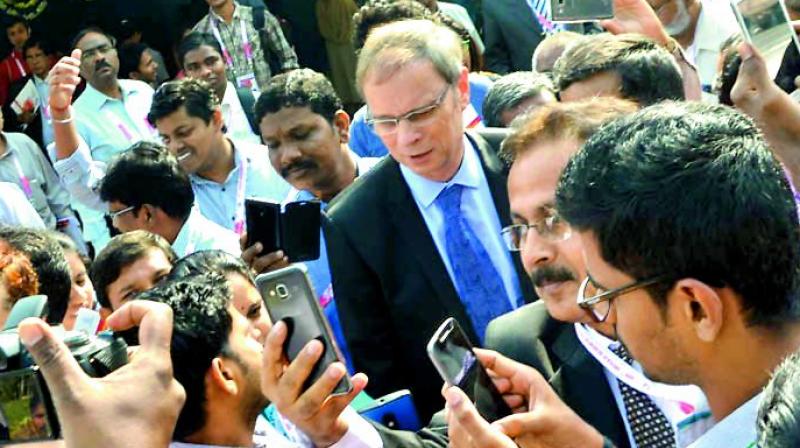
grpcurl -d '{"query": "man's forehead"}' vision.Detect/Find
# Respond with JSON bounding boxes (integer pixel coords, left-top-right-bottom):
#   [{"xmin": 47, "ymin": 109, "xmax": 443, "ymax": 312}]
[
  {"xmin": 185, "ymin": 45, "xmax": 220, "ymax": 61},
  {"xmin": 77, "ymin": 32, "xmax": 110, "ymax": 49}
]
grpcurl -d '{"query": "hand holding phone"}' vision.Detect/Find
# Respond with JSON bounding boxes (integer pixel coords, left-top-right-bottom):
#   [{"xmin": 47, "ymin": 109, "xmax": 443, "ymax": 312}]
[
  {"xmin": 427, "ymin": 318, "xmax": 511, "ymax": 422},
  {"xmin": 245, "ymin": 199, "xmax": 321, "ymax": 263},
  {"xmin": 730, "ymin": 0, "xmax": 800, "ymax": 77}
]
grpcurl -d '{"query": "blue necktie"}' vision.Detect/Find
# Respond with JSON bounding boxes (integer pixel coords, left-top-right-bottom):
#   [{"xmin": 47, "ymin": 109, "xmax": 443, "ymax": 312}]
[{"xmin": 436, "ymin": 184, "xmax": 512, "ymax": 342}]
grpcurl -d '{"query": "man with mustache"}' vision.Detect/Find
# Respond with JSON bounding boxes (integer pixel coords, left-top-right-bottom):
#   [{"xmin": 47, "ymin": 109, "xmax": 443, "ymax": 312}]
[
  {"xmin": 48, "ymin": 28, "xmax": 160, "ymax": 252},
  {"xmin": 147, "ymin": 77, "xmax": 290, "ymax": 235},
  {"xmin": 645, "ymin": 0, "xmax": 738, "ymax": 94}
]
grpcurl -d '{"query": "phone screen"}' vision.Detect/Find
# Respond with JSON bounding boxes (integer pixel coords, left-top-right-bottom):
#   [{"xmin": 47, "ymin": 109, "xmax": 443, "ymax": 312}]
[
  {"xmin": 550, "ymin": 0, "xmax": 613, "ymax": 22},
  {"xmin": 245, "ymin": 199, "xmax": 281, "ymax": 253},
  {"xmin": 282, "ymin": 201, "xmax": 321, "ymax": 262},
  {"xmin": 256, "ymin": 266, "xmax": 352, "ymax": 395},
  {"xmin": 427, "ymin": 319, "xmax": 511, "ymax": 422},
  {"xmin": 0, "ymin": 368, "xmax": 55, "ymax": 443},
  {"xmin": 730, "ymin": 0, "xmax": 800, "ymax": 77}
]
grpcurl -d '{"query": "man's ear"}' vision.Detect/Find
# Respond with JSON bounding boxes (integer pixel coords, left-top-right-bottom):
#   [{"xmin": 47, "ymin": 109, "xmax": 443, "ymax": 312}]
[
  {"xmin": 675, "ymin": 278, "xmax": 724, "ymax": 342},
  {"xmin": 456, "ymin": 66, "xmax": 470, "ymax": 111},
  {"xmin": 212, "ymin": 107, "xmax": 225, "ymax": 132},
  {"xmin": 332, "ymin": 110, "xmax": 350, "ymax": 144},
  {"xmin": 208, "ymin": 357, "xmax": 239, "ymax": 397}
]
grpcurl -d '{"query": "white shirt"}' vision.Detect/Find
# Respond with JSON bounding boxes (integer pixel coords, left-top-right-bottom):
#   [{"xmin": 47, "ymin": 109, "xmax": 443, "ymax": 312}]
[
  {"xmin": 51, "ymin": 79, "xmax": 158, "ymax": 250},
  {"xmin": 400, "ymin": 135, "xmax": 523, "ymax": 312},
  {"xmin": 172, "ymin": 207, "xmax": 242, "ymax": 257},
  {"xmin": 578, "ymin": 324, "xmax": 713, "ymax": 448},
  {"xmin": 686, "ymin": 392, "xmax": 762, "ymax": 448},
  {"xmin": 221, "ymin": 81, "xmax": 262, "ymax": 145},
  {"xmin": 0, "ymin": 181, "xmax": 45, "ymax": 228},
  {"xmin": 169, "ymin": 408, "xmax": 382, "ymax": 448},
  {"xmin": 685, "ymin": 0, "xmax": 739, "ymax": 94}
]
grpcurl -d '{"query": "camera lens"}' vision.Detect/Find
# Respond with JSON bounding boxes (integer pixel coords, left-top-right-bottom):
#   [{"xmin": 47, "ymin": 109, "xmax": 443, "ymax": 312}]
[{"xmin": 276, "ymin": 284, "xmax": 290, "ymax": 299}]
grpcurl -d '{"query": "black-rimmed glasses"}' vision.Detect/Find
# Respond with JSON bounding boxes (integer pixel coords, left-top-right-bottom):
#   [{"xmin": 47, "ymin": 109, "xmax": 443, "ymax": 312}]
[{"xmin": 577, "ymin": 275, "xmax": 670, "ymax": 322}]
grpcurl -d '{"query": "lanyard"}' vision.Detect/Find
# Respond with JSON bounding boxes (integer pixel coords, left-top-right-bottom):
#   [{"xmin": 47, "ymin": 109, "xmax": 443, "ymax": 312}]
[
  {"xmin": 233, "ymin": 150, "xmax": 249, "ymax": 235},
  {"xmin": 11, "ymin": 154, "xmax": 33, "ymax": 199},
  {"xmin": 210, "ymin": 16, "xmax": 254, "ymax": 70},
  {"xmin": 574, "ymin": 322, "xmax": 699, "ymax": 413},
  {"xmin": 103, "ymin": 109, "xmax": 153, "ymax": 143},
  {"xmin": 11, "ymin": 52, "xmax": 26, "ymax": 77}
]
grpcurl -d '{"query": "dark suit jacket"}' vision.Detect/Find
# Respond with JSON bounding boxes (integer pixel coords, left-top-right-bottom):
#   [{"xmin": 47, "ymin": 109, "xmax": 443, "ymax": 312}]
[
  {"xmin": 484, "ymin": 302, "xmax": 631, "ymax": 448},
  {"xmin": 482, "ymin": 0, "xmax": 544, "ymax": 74},
  {"xmin": 325, "ymin": 130, "xmax": 535, "ymax": 421}
]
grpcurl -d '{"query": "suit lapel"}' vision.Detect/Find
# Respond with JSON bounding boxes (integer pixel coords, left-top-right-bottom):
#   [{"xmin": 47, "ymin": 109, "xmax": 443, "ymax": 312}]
[{"xmin": 384, "ymin": 159, "xmax": 479, "ymax": 341}]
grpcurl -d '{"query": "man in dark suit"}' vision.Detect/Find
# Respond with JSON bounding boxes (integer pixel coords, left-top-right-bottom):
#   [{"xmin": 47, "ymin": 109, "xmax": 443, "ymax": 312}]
[
  {"xmin": 325, "ymin": 19, "xmax": 535, "ymax": 421},
  {"xmin": 482, "ymin": 0, "xmax": 544, "ymax": 74}
]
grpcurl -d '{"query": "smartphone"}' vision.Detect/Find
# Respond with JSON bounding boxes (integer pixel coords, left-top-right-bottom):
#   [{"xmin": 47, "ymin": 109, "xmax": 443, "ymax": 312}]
[
  {"xmin": 2, "ymin": 295, "xmax": 47, "ymax": 331},
  {"xmin": 358, "ymin": 390, "xmax": 422, "ymax": 431},
  {"xmin": 0, "ymin": 367, "xmax": 59, "ymax": 443},
  {"xmin": 550, "ymin": 0, "xmax": 613, "ymax": 22},
  {"xmin": 730, "ymin": 0, "xmax": 800, "ymax": 77},
  {"xmin": 256, "ymin": 265, "xmax": 352, "ymax": 395},
  {"xmin": 427, "ymin": 318, "xmax": 511, "ymax": 422},
  {"xmin": 245, "ymin": 199, "xmax": 321, "ymax": 262}
]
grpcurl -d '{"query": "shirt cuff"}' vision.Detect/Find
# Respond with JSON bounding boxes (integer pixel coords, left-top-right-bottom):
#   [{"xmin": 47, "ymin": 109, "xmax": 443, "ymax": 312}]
[
  {"xmin": 52, "ymin": 139, "xmax": 92, "ymax": 185},
  {"xmin": 329, "ymin": 407, "xmax": 384, "ymax": 448}
]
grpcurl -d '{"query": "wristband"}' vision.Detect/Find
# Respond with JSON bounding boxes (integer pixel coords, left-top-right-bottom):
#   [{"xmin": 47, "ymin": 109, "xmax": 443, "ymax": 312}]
[{"xmin": 51, "ymin": 106, "xmax": 73, "ymax": 124}]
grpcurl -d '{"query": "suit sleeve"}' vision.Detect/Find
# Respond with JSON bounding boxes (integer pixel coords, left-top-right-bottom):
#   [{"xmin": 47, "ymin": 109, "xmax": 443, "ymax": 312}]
[
  {"xmin": 371, "ymin": 410, "xmax": 449, "ymax": 448},
  {"xmin": 323, "ymin": 214, "xmax": 406, "ymax": 400},
  {"xmin": 481, "ymin": 2, "xmax": 511, "ymax": 74}
]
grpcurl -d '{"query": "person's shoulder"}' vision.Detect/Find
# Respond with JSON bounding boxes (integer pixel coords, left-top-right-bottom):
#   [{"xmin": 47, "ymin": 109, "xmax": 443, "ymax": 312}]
[
  {"xmin": 326, "ymin": 157, "xmax": 397, "ymax": 219},
  {"xmin": 487, "ymin": 301, "xmax": 554, "ymax": 339}
]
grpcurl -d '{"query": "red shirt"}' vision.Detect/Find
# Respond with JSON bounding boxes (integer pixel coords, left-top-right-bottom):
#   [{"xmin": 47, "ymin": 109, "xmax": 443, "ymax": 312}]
[{"xmin": 0, "ymin": 49, "xmax": 30, "ymax": 107}]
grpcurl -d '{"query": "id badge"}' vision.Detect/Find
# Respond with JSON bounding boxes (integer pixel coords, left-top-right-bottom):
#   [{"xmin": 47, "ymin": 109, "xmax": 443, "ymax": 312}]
[{"xmin": 236, "ymin": 73, "xmax": 259, "ymax": 95}]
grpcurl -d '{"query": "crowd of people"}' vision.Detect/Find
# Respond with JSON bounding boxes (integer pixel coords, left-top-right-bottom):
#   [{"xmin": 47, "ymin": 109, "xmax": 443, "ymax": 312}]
[{"xmin": 2, "ymin": 0, "xmax": 800, "ymax": 446}]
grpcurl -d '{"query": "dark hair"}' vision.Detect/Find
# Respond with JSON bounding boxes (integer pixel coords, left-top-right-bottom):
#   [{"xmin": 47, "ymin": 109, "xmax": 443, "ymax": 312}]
[
  {"xmin": 168, "ymin": 250, "xmax": 253, "ymax": 286},
  {"xmin": 0, "ymin": 228, "xmax": 71, "ymax": 324},
  {"xmin": 148, "ymin": 78, "xmax": 218, "ymax": 126},
  {"xmin": 50, "ymin": 232, "xmax": 91, "ymax": 271},
  {"xmin": 99, "ymin": 141, "xmax": 194, "ymax": 222},
  {"xmin": 176, "ymin": 32, "xmax": 223, "ymax": 69},
  {"xmin": 22, "ymin": 35, "xmax": 53, "ymax": 58},
  {"xmin": 118, "ymin": 42, "xmax": 149, "ymax": 79},
  {"xmin": 556, "ymin": 101, "xmax": 800, "ymax": 326},
  {"xmin": 137, "ymin": 274, "xmax": 234, "ymax": 440},
  {"xmin": 758, "ymin": 350, "xmax": 800, "ymax": 447},
  {"xmin": 255, "ymin": 68, "xmax": 342, "ymax": 125},
  {"xmin": 5, "ymin": 19, "xmax": 29, "ymax": 31},
  {"xmin": 71, "ymin": 26, "xmax": 116, "ymax": 50},
  {"xmin": 716, "ymin": 34, "xmax": 744, "ymax": 106},
  {"xmin": 552, "ymin": 33, "xmax": 685, "ymax": 106},
  {"xmin": 352, "ymin": 0, "xmax": 435, "ymax": 50},
  {"xmin": 482, "ymin": 72, "xmax": 554, "ymax": 127},
  {"xmin": 90, "ymin": 230, "xmax": 177, "ymax": 309}
]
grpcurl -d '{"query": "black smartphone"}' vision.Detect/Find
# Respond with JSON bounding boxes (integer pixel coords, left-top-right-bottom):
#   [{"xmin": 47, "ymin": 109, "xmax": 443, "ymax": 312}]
[
  {"xmin": 245, "ymin": 199, "xmax": 281, "ymax": 254},
  {"xmin": 427, "ymin": 318, "xmax": 511, "ymax": 422},
  {"xmin": 256, "ymin": 265, "xmax": 352, "ymax": 395},
  {"xmin": 550, "ymin": 0, "xmax": 613, "ymax": 22},
  {"xmin": 0, "ymin": 367, "xmax": 59, "ymax": 443},
  {"xmin": 282, "ymin": 201, "xmax": 321, "ymax": 262},
  {"xmin": 245, "ymin": 199, "xmax": 321, "ymax": 262}
]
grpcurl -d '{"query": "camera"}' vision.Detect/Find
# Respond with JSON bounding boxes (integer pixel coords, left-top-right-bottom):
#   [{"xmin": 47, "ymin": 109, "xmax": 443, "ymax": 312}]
[{"xmin": 0, "ymin": 295, "xmax": 129, "ymax": 442}]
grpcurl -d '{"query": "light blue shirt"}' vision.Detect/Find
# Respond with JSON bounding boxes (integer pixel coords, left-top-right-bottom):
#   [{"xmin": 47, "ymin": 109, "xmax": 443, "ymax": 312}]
[
  {"xmin": 51, "ymin": 79, "xmax": 157, "ymax": 251},
  {"xmin": 191, "ymin": 139, "xmax": 290, "ymax": 231},
  {"xmin": 399, "ymin": 136, "xmax": 522, "ymax": 310},
  {"xmin": 686, "ymin": 393, "xmax": 761, "ymax": 448},
  {"xmin": 172, "ymin": 207, "xmax": 242, "ymax": 258},
  {"xmin": 32, "ymin": 76, "xmax": 53, "ymax": 148}
]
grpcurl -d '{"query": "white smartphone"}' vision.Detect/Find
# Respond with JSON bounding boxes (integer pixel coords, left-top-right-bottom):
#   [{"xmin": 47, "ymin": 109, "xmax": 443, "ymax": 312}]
[{"xmin": 730, "ymin": 0, "xmax": 800, "ymax": 77}]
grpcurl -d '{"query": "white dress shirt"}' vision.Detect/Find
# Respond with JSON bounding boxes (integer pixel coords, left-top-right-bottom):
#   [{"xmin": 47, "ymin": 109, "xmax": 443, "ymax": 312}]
[
  {"xmin": 685, "ymin": 0, "xmax": 739, "ymax": 95},
  {"xmin": 221, "ymin": 81, "xmax": 262, "ymax": 145},
  {"xmin": 171, "ymin": 207, "xmax": 242, "ymax": 257},
  {"xmin": 685, "ymin": 392, "xmax": 762, "ymax": 448},
  {"xmin": 400, "ymin": 135, "xmax": 523, "ymax": 311},
  {"xmin": 51, "ymin": 79, "xmax": 158, "ymax": 250}
]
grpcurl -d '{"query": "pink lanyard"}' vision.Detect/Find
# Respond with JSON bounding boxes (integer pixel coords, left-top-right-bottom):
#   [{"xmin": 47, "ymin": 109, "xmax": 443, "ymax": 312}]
[
  {"xmin": 11, "ymin": 52, "xmax": 26, "ymax": 77},
  {"xmin": 11, "ymin": 155, "xmax": 33, "ymax": 199},
  {"xmin": 210, "ymin": 16, "xmax": 254, "ymax": 70},
  {"xmin": 233, "ymin": 151, "xmax": 249, "ymax": 235}
]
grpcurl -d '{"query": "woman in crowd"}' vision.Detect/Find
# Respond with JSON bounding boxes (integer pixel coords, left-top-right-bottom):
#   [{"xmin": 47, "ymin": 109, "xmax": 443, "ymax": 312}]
[{"xmin": 52, "ymin": 232, "xmax": 96, "ymax": 331}]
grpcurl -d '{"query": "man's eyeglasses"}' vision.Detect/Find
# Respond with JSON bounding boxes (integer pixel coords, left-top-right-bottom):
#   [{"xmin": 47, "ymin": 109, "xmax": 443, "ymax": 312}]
[
  {"xmin": 501, "ymin": 212, "xmax": 572, "ymax": 251},
  {"xmin": 81, "ymin": 43, "xmax": 116, "ymax": 61},
  {"xmin": 106, "ymin": 205, "xmax": 137, "ymax": 222},
  {"xmin": 577, "ymin": 275, "xmax": 670, "ymax": 322},
  {"xmin": 366, "ymin": 84, "xmax": 451, "ymax": 136}
]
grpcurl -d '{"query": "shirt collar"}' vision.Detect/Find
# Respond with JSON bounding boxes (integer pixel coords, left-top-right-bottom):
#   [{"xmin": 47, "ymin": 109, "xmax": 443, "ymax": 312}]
[
  {"xmin": 211, "ymin": 1, "xmax": 243, "ymax": 23},
  {"xmin": 400, "ymin": 135, "xmax": 481, "ymax": 209},
  {"xmin": 0, "ymin": 133, "xmax": 11, "ymax": 160},
  {"xmin": 191, "ymin": 139, "xmax": 246, "ymax": 187},
  {"xmin": 688, "ymin": 392, "xmax": 761, "ymax": 447},
  {"xmin": 81, "ymin": 81, "xmax": 131, "ymax": 112}
]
